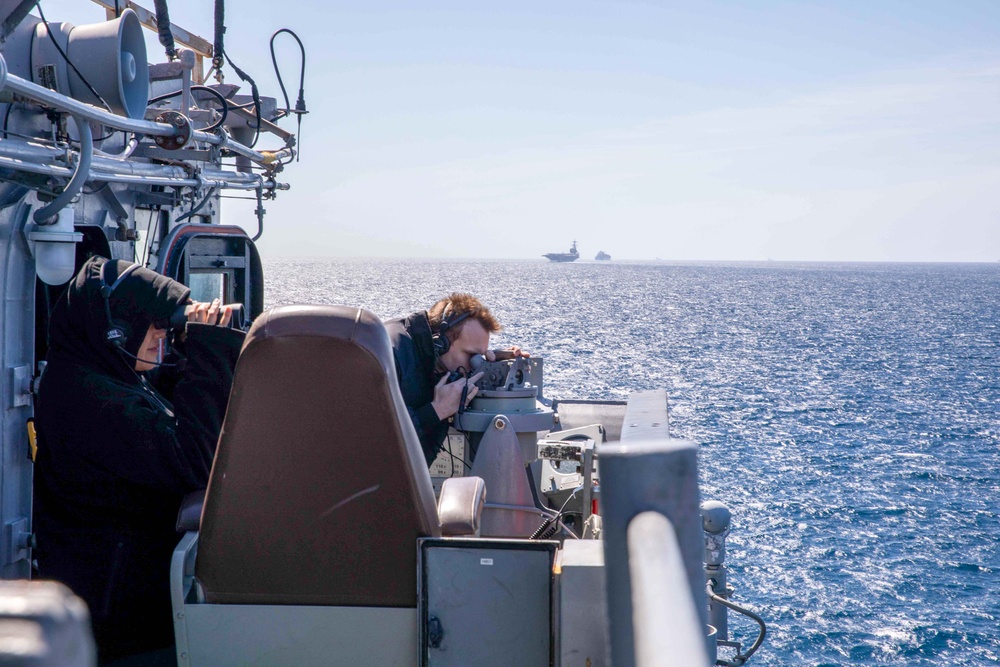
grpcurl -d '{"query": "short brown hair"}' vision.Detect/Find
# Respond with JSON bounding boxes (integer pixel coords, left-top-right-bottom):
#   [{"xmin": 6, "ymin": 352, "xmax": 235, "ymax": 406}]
[{"xmin": 427, "ymin": 293, "xmax": 501, "ymax": 341}]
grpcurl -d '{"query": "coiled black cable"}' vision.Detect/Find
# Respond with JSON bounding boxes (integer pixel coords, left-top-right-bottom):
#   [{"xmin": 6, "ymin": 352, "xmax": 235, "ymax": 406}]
[
  {"xmin": 148, "ymin": 86, "xmax": 229, "ymax": 132},
  {"xmin": 270, "ymin": 28, "xmax": 307, "ymax": 160}
]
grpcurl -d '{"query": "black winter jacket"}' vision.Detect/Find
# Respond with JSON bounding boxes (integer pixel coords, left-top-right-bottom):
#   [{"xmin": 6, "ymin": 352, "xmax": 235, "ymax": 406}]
[
  {"xmin": 385, "ymin": 312, "xmax": 447, "ymax": 467},
  {"xmin": 33, "ymin": 257, "xmax": 244, "ymax": 663}
]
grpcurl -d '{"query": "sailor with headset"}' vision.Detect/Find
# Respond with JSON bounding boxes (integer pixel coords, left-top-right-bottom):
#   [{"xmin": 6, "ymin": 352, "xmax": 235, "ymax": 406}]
[
  {"xmin": 385, "ymin": 293, "xmax": 527, "ymax": 468},
  {"xmin": 32, "ymin": 256, "xmax": 244, "ymax": 663}
]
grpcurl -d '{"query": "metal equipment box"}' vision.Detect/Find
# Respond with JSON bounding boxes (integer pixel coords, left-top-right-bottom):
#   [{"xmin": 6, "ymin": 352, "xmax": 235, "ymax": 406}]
[{"xmin": 418, "ymin": 539, "xmax": 557, "ymax": 666}]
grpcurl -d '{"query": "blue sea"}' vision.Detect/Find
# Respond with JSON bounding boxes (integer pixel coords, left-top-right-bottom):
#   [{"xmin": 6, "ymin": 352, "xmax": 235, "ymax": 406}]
[{"xmin": 265, "ymin": 258, "xmax": 1000, "ymax": 666}]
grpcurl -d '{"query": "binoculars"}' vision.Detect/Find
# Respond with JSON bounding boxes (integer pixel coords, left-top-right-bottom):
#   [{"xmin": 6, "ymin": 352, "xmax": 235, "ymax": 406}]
[{"xmin": 157, "ymin": 302, "xmax": 247, "ymax": 332}]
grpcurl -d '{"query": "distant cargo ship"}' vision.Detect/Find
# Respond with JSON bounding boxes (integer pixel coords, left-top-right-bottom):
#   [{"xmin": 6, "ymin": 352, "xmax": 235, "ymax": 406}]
[
  {"xmin": 543, "ymin": 240, "xmax": 580, "ymax": 263},
  {"xmin": 595, "ymin": 250, "xmax": 611, "ymax": 261}
]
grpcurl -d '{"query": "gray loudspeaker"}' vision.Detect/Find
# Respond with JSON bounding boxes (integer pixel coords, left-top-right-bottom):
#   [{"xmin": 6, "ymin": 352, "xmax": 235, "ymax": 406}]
[{"xmin": 31, "ymin": 9, "xmax": 148, "ymax": 120}]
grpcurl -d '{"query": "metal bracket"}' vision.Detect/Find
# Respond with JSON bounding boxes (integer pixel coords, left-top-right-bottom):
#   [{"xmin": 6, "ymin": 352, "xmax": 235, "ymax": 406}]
[
  {"xmin": 153, "ymin": 110, "xmax": 192, "ymax": 150},
  {"xmin": 9, "ymin": 365, "xmax": 30, "ymax": 408},
  {"xmin": 0, "ymin": 1, "xmax": 39, "ymax": 43},
  {"xmin": 4, "ymin": 518, "xmax": 31, "ymax": 566}
]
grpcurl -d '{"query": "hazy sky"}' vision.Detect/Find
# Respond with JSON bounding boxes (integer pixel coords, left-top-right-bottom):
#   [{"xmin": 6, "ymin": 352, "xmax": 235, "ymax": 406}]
[{"xmin": 40, "ymin": 1, "xmax": 1000, "ymax": 261}]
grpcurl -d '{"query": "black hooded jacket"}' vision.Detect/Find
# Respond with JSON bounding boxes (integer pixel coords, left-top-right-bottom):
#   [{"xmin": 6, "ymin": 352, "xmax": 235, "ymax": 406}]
[
  {"xmin": 384, "ymin": 311, "xmax": 448, "ymax": 466},
  {"xmin": 33, "ymin": 257, "xmax": 244, "ymax": 663}
]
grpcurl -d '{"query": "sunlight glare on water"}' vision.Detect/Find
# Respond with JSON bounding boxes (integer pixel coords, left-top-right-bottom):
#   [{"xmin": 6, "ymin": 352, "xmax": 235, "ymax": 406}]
[{"xmin": 265, "ymin": 258, "xmax": 1000, "ymax": 667}]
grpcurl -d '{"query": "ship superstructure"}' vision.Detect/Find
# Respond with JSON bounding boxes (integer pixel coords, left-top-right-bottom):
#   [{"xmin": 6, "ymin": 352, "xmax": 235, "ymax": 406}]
[{"xmin": 544, "ymin": 239, "xmax": 580, "ymax": 262}]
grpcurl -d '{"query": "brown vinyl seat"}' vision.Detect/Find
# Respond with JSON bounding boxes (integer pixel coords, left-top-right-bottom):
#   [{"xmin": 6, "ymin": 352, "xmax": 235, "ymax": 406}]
[{"xmin": 194, "ymin": 305, "xmax": 440, "ymax": 607}]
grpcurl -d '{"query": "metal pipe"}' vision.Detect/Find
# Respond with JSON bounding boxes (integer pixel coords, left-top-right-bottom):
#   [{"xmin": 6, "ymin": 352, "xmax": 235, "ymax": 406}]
[
  {"xmin": 0, "ymin": 139, "xmax": 286, "ymax": 190},
  {"xmin": 1, "ymin": 69, "xmax": 293, "ymax": 167},
  {"xmin": 706, "ymin": 584, "xmax": 767, "ymax": 667},
  {"xmin": 94, "ymin": 136, "xmax": 140, "ymax": 161},
  {"xmin": 34, "ymin": 116, "xmax": 92, "ymax": 224},
  {"xmin": 251, "ymin": 185, "xmax": 264, "ymax": 241},
  {"xmin": 2, "ymin": 71, "xmax": 176, "ymax": 137},
  {"xmin": 0, "ymin": 155, "xmax": 285, "ymax": 191},
  {"xmin": 628, "ymin": 511, "xmax": 711, "ymax": 667}
]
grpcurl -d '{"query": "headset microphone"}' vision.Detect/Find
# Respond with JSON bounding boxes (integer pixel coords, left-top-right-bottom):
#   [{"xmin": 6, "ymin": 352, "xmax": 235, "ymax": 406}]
[
  {"xmin": 99, "ymin": 260, "xmax": 180, "ymax": 368},
  {"xmin": 116, "ymin": 346, "xmax": 180, "ymax": 369}
]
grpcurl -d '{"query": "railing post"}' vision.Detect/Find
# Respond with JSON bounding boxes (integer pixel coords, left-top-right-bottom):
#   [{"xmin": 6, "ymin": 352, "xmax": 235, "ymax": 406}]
[
  {"xmin": 600, "ymin": 438, "xmax": 709, "ymax": 666},
  {"xmin": 628, "ymin": 511, "xmax": 711, "ymax": 667}
]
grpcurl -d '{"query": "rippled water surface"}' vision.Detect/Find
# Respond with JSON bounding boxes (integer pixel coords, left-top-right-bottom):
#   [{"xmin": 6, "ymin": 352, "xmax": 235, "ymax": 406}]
[{"xmin": 265, "ymin": 258, "xmax": 1000, "ymax": 666}]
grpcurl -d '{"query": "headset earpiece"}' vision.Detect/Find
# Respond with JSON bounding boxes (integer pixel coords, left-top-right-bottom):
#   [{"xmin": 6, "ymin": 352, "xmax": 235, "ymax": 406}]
[
  {"xmin": 100, "ymin": 260, "xmax": 140, "ymax": 351},
  {"xmin": 432, "ymin": 304, "xmax": 473, "ymax": 357}
]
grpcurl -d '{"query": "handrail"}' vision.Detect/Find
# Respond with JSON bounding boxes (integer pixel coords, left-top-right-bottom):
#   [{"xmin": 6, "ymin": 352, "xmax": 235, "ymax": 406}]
[{"xmin": 628, "ymin": 511, "xmax": 711, "ymax": 667}]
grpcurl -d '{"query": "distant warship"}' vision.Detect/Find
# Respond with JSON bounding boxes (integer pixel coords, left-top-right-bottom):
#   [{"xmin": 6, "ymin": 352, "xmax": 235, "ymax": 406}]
[
  {"xmin": 543, "ymin": 240, "xmax": 580, "ymax": 262},
  {"xmin": 595, "ymin": 250, "xmax": 611, "ymax": 261}
]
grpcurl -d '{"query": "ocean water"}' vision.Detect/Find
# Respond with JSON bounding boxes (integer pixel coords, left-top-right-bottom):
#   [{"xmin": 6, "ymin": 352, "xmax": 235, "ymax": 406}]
[{"xmin": 264, "ymin": 258, "xmax": 1000, "ymax": 666}]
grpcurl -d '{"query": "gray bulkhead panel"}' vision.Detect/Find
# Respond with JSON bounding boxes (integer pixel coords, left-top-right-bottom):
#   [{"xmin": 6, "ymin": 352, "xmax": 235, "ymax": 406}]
[
  {"xmin": 181, "ymin": 604, "xmax": 418, "ymax": 666},
  {"xmin": 0, "ymin": 199, "xmax": 35, "ymax": 578},
  {"xmin": 553, "ymin": 400, "xmax": 627, "ymax": 442},
  {"xmin": 557, "ymin": 539, "xmax": 609, "ymax": 667}
]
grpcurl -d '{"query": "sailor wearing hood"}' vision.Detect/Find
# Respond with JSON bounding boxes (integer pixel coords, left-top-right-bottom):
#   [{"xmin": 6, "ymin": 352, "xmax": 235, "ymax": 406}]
[{"xmin": 33, "ymin": 256, "xmax": 244, "ymax": 664}]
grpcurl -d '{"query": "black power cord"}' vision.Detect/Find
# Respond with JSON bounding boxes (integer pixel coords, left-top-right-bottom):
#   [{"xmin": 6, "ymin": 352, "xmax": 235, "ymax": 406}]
[
  {"xmin": 152, "ymin": 0, "xmax": 177, "ymax": 61},
  {"xmin": 175, "ymin": 187, "xmax": 217, "ymax": 223},
  {"xmin": 270, "ymin": 28, "xmax": 307, "ymax": 160},
  {"xmin": 148, "ymin": 85, "xmax": 230, "ymax": 131},
  {"xmin": 212, "ymin": 1, "xmax": 262, "ymax": 148}
]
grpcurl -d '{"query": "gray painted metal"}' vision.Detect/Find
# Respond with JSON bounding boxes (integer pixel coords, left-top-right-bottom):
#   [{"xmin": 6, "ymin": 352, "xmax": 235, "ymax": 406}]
[
  {"xmin": 0, "ymin": 198, "xmax": 34, "ymax": 578},
  {"xmin": 557, "ymin": 539, "xmax": 610, "ymax": 667},
  {"xmin": 620, "ymin": 389, "xmax": 669, "ymax": 441},
  {"xmin": 0, "ymin": 139, "xmax": 284, "ymax": 191},
  {"xmin": 553, "ymin": 399, "xmax": 627, "ymax": 442},
  {"xmin": 599, "ymin": 436, "xmax": 706, "ymax": 666},
  {"xmin": 0, "ymin": 580, "xmax": 96, "ymax": 666},
  {"xmin": 469, "ymin": 415, "xmax": 539, "ymax": 537},
  {"xmin": 0, "ymin": 64, "xmax": 292, "ymax": 166},
  {"xmin": 419, "ymin": 539, "xmax": 555, "ymax": 667},
  {"xmin": 628, "ymin": 511, "xmax": 711, "ymax": 667},
  {"xmin": 181, "ymin": 604, "xmax": 418, "ymax": 666},
  {"xmin": 702, "ymin": 500, "xmax": 732, "ymax": 640}
]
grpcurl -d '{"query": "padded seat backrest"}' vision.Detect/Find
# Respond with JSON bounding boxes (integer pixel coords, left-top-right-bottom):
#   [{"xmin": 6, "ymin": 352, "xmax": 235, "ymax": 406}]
[{"xmin": 195, "ymin": 305, "xmax": 440, "ymax": 606}]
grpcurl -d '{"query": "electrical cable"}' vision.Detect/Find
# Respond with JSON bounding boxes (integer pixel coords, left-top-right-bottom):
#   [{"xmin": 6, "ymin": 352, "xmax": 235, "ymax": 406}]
[
  {"xmin": 152, "ymin": 0, "xmax": 177, "ymax": 61},
  {"xmin": 530, "ymin": 485, "xmax": 583, "ymax": 540},
  {"xmin": 121, "ymin": 347, "xmax": 179, "ymax": 369},
  {"xmin": 2, "ymin": 102, "xmax": 14, "ymax": 139},
  {"xmin": 269, "ymin": 28, "xmax": 307, "ymax": 160},
  {"xmin": 441, "ymin": 437, "xmax": 472, "ymax": 476},
  {"xmin": 148, "ymin": 85, "xmax": 230, "ymax": 132},
  {"xmin": 211, "ymin": 0, "xmax": 262, "ymax": 147},
  {"xmin": 33, "ymin": 113, "xmax": 92, "ymax": 224},
  {"xmin": 36, "ymin": 3, "xmax": 114, "ymax": 114},
  {"xmin": 225, "ymin": 52, "xmax": 262, "ymax": 147},
  {"xmin": 141, "ymin": 207, "xmax": 160, "ymax": 268},
  {"xmin": 175, "ymin": 187, "xmax": 217, "ymax": 222}
]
